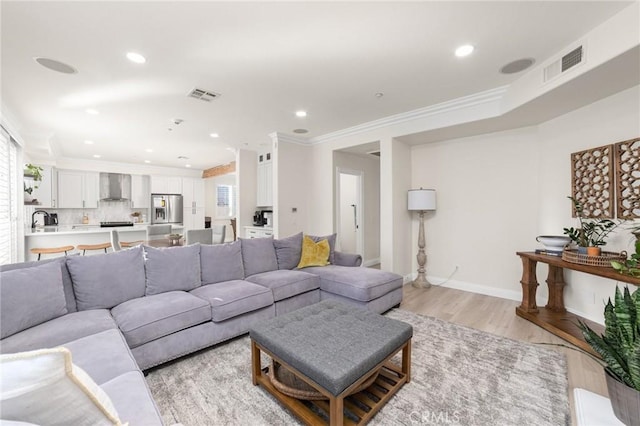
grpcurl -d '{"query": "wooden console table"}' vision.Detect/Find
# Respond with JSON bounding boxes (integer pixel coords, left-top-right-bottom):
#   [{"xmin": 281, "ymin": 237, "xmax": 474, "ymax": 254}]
[{"xmin": 515, "ymin": 252, "xmax": 640, "ymax": 356}]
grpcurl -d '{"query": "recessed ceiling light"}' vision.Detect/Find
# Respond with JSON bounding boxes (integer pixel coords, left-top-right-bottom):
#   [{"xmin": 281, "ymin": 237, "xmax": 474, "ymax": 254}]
[
  {"xmin": 86, "ymin": 108, "xmax": 99, "ymax": 115},
  {"xmin": 295, "ymin": 110, "xmax": 307, "ymax": 118},
  {"xmin": 93, "ymin": 154, "xmax": 101, "ymax": 158},
  {"xmin": 34, "ymin": 57, "xmax": 78, "ymax": 74},
  {"xmin": 293, "ymin": 129, "xmax": 309, "ymax": 134},
  {"xmin": 185, "ymin": 164, "xmax": 192, "ymax": 168},
  {"xmin": 84, "ymin": 140, "xmax": 94, "ymax": 145},
  {"xmin": 226, "ymin": 147, "xmax": 235, "ymax": 152},
  {"xmin": 144, "ymin": 160, "xmax": 151, "ymax": 164},
  {"xmin": 455, "ymin": 44, "xmax": 475, "ymax": 57},
  {"xmin": 209, "ymin": 133, "xmax": 219, "ymax": 138},
  {"xmin": 126, "ymin": 52, "xmax": 146, "ymax": 64},
  {"xmin": 145, "ymin": 148, "xmax": 153, "ymax": 153}
]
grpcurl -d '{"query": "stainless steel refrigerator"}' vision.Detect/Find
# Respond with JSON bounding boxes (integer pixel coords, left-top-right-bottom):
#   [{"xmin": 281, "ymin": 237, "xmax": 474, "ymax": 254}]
[{"xmin": 151, "ymin": 194, "xmax": 183, "ymax": 224}]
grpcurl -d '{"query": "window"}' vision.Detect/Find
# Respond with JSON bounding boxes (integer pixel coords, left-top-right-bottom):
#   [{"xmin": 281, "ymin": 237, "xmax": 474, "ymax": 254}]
[
  {"xmin": 216, "ymin": 184, "xmax": 235, "ymax": 218},
  {"xmin": 0, "ymin": 128, "xmax": 19, "ymax": 265}
]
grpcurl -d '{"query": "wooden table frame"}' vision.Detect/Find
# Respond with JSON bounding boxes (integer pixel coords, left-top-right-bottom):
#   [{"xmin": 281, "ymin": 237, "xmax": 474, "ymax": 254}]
[
  {"xmin": 251, "ymin": 338, "xmax": 411, "ymax": 426},
  {"xmin": 515, "ymin": 252, "xmax": 640, "ymax": 356}
]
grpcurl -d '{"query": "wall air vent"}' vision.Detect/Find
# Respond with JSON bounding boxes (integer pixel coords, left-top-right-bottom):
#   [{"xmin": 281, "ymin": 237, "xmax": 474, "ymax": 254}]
[
  {"xmin": 544, "ymin": 45, "xmax": 584, "ymax": 82},
  {"xmin": 187, "ymin": 88, "xmax": 221, "ymax": 102}
]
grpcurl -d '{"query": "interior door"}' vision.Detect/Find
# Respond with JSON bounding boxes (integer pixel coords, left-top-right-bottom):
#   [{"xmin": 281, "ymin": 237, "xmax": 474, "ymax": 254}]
[{"xmin": 338, "ymin": 171, "xmax": 362, "ymax": 255}]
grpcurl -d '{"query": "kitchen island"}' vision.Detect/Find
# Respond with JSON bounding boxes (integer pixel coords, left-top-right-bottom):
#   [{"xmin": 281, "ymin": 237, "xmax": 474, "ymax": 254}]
[{"xmin": 24, "ymin": 223, "xmax": 184, "ymax": 261}]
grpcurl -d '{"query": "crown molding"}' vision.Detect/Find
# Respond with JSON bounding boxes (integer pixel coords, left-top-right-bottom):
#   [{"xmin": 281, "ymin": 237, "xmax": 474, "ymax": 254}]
[
  {"xmin": 309, "ymin": 85, "xmax": 509, "ymax": 145},
  {"xmin": 269, "ymin": 132, "xmax": 310, "ymax": 145}
]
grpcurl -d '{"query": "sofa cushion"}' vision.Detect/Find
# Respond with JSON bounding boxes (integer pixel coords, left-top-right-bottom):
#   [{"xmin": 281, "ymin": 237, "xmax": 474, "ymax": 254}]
[
  {"xmin": 308, "ymin": 233, "xmax": 337, "ymax": 264},
  {"xmin": 67, "ymin": 245, "xmax": 146, "ymax": 311},
  {"xmin": 273, "ymin": 232, "xmax": 303, "ymax": 270},
  {"xmin": 111, "ymin": 291, "xmax": 211, "ymax": 348},
  {"xmin": 200, "ymin": 240, "xmax": 244, "ymax": 285},
  {"xmin": 240, "ymin": 237, "xmax": 278, "ymax": 277},
  {"xmin": 0, "ymin": 310, "xmax": 117, "ymax": 355},
  {"xmin": 304, "ymin": 265, "xmax": 403, "ymax": 302},
  {"xmin": 190, "ymin": 281, "xmax": 274, "ymax": 322},
  {"xmin": 1, "ymin": 261, "xmax": 67, "ymax": 339},
  {"xmin": 246, "ymin": 270, "xmax": 320, "ymax": 302},
  {"xmin": 297, "ymin": 235, "xmax": 330, "ymax": 269},
  {"xmin": 62, "ymin": 329, "xmax": 139, "ymax": 385},
  {"xmin": 0, "ymin": 256, "xmax": 78, "ymax": 313},
  {"xmin": 100, "ymin": 371, "xmax": 163, "ymax": 426},
  {"xmin": 0, "ymin": 347, "xmax": 121, "ymax": 425},
  {"xmin": 144, "ymin": 244, "xmax": 201, "ymax": 295}
]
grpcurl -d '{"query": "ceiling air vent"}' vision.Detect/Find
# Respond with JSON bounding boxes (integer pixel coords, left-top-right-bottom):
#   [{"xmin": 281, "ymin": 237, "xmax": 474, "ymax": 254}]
[
  {"xmin": 187, "ymin": 88, "xmax": 221, "ymax": 102},
  {"xmin": 544, "ymin": 45, "xmax": 584, "ymax": 82}
]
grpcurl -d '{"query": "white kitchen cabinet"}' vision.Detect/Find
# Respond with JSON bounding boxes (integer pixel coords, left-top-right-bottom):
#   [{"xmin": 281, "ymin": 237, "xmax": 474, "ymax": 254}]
[
  {"xmin": 256, "ymin": 150, "xmax": 273, "ymax": 207},
  {"xmin": 151, "ymin": 175, "xmax": 182, "ymax": 194},
  {"xmin": 182, "ymin": 177, "xmax": 205, "ymax": 230},
  {"xmin": 131, "ymin": 175, "xmax": 150, "ymax": 209},
  {"xmin": 244, "ymin": 226, "xmax": 273, "ymax": 239},
  {"xmin": 57, "ymin": 170, "xmax": 99, "ymax": 208},
  {"xmin": 30, "ymin": 165, "xmax": 57, "ymax": 208}
]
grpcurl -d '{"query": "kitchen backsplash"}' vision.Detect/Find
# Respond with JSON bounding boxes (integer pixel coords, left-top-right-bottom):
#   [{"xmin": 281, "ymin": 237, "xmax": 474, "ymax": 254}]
[{"xmin": 25, "ymin": 202, "xmax": 149, "ymax": 227}]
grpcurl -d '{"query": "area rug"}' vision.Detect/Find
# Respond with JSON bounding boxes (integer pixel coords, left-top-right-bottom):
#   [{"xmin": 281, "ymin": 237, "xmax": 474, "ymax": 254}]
[{"xmin": 146, "ymin": 309, "xmax": 570, "ymax": 425}]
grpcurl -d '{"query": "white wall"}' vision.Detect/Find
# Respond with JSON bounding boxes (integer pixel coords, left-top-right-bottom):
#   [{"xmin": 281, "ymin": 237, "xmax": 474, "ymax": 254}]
[
  {"xmin": 236, "ymin": 149, "xmax": 257, "ymax": 234},
  {"xmin": 411, "ymin": 85, "xmax": 640, "ymax": 323},
  {"xmin": 274, "ymin": 139, "xmax": 310, "ymax": 238},
  {"xmin": 334, "ymin": 150, "xmax": 380, "ymax": 264}
]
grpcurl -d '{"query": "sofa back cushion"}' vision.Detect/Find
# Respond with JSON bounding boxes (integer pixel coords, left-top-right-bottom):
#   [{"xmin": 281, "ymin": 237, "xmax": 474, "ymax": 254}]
[
  {"xmin": 1, "ymin": 261, "xmax": 67, "ymax": 339},
  {"xmin": 0, "ymin": 256, "xmax": 77, "ymax": 313},
  {"xmin": 273, "ymin": 232, "xmax": 303, "ymax": 270},
  {"xmin": 144, "ymin": 244, "xmax": 202, "ymax": 295},
  {"xmin": 67, "ymin": 245, "xmax": 146, "ymax": 311},
  {"xmin": 240, "ymin": 237, "xmax": 278, "ymax": 277},
  {"xmin": 200, "ymin": 240, "xmax": 244, "ymax": 285}
]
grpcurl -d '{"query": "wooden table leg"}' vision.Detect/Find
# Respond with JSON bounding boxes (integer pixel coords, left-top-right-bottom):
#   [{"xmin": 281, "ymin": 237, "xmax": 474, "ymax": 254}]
[
  {"xmin": 251, "ymin": 340, "xmax": 261, "ymax": 386},
  {"xmin": 329, "ymin": 395, "xmax": 344, "ymax": 426},
  {"xmin": 519, "ymin": 256, "xmax": 539, "ymax": 313},
  {"xmin": 545, "ymin": 265, "xmax": 567, "ymax": 313},
  {"xmin": 402, "ymin": 339, "xmax": 412, "ymax": 383}
]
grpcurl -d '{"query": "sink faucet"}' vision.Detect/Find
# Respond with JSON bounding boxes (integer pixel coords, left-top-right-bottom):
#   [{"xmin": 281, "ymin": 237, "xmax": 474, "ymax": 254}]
[{"xmin": 31, "ymin": 210, "xmax": 50, "ymax": 229}]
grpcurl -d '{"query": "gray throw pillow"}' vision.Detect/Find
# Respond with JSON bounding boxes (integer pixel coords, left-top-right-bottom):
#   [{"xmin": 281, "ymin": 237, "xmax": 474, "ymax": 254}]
[
  {"xmin": 308, "ymin": 233, "xmax": 337, "ymax": 264},
  {"xmin": 144, "ymin": 244, "xmax": 202, "ymax": 295},
  {"xmin": 239, "ymin": 237, "xmax": 278, "ymax": 277},
  {"xmin": 201, "ymin": 240, "xmax": 244, "ymax": 285},
  {"xmin": 67, "ymin": 245, "xmax": 146, "ymax": 310},
  {"xmin": 1, "ymin": 261, "xmax": 67, "ymax": 339},
  {"xmin": 273, "ymin": 232, "xmax": 303, "ymax": 270}
]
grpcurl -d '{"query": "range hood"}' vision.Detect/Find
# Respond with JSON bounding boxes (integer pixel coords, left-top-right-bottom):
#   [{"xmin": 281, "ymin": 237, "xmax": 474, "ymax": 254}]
[{"xmin": 99, "ymin": 173, "xmax": 131, "ymax": 201}]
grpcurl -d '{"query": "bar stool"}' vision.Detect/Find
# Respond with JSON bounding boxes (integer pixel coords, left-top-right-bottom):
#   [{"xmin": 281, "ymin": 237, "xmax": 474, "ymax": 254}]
[
  {"xmin": 30, "ymin": 245, "xmax": 75, "ymax": 261},
  {"xmin": 76, "ymin": 242, "xmax": 112, "ymax": 255}
]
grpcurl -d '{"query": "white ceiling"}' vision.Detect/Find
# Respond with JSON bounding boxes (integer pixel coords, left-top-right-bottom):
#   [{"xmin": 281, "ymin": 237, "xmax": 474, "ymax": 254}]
[{"xmin": 1, "ymin": 1, "xmax": 633, "ymax": 170}]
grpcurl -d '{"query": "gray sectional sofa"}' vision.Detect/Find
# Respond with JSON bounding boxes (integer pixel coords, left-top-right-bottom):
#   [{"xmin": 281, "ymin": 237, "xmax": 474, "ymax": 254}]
[{"xmin": 0, "ymin": 232, "xmax": 403, "ymax": 425}]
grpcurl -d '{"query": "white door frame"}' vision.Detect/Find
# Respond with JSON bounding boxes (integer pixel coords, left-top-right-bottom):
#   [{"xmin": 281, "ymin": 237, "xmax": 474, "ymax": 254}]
[{"xmin": 335, "ymin": 167, "xmax": 364, "ymax": 257}]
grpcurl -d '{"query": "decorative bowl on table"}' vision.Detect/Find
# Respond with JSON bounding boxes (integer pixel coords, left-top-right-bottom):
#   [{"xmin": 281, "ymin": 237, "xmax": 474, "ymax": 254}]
[{"xmin": 536, "ymin": 235, "xmax": 571, "ymax": 253}]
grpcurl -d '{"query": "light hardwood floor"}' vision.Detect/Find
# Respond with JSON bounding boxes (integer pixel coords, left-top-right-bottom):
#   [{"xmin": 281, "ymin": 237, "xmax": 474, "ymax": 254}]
[{"xmin": 399, "ymin": 284, "xmax": 607, "ymax": 424}]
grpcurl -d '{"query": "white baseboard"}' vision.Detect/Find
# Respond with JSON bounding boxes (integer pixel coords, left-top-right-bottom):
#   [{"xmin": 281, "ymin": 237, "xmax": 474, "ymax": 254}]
[
  {"xmin": 420, "ymin": 274, "xmax": 605, "ymax": 326},
  {"xmin": 362, "ymin": 257, "xmax": 380, "ymax": 267}
]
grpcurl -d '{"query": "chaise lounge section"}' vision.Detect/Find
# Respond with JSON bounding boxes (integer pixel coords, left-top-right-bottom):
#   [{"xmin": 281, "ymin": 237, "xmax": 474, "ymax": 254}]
[{"xmin": 0, "ymin": 232, "xmax": 403, "ymax": 424}]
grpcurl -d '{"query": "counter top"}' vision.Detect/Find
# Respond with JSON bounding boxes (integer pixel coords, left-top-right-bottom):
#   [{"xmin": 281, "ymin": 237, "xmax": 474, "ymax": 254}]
[{"xmin": 25, "ymin": 223, "xmax": 183, "ymax": 237}]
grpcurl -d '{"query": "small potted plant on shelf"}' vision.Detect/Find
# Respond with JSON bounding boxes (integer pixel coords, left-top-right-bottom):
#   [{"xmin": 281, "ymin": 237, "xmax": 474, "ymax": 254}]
[
  {"xmin": 611, "ymin": 240, "xmax": 640, "ymax": 277},
  {"xmin": 563, "ymin": 196, "xmax": 619, "ymax": 256},
  {"xmin": 578, "ymin": 286, "xmax": 640, "ymax": 426},
  {"xmin": 23, "ymin": 163, "xmax": 43, "ymax": 204}
]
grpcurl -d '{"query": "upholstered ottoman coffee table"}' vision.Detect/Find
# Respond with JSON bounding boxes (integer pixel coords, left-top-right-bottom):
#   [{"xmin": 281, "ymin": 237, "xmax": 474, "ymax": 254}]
[{"xmin": 250, "ymin": 300, "xmax": 412, "ymax": 425}]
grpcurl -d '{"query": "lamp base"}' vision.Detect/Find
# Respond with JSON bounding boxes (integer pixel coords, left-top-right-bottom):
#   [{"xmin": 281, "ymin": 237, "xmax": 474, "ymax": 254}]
[{"xmin": 411, "ymin": 276, "xmax": 432, "ymax": 289}]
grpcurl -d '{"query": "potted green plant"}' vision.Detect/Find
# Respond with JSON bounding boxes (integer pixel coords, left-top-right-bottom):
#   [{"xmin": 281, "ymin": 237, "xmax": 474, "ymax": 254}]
[
  {"xmin": 23, "ymin": 163, "xmax": 43, "ymax": 203},
  {"xmin": 563, "ymin": 196, "xmax": 619, "ymax": 256},
  {"xmin": 612, "ymin": 240, "xmax": 640, "ymax": 277},
  {"xmin": 578, "ymin": 286, "xmax": 640, "ymax": 426}
]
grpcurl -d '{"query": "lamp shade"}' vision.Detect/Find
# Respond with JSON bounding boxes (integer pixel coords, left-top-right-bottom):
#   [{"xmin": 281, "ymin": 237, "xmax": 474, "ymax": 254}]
[{"xmin": 408, "ymin": 188, "xmax": 436, "ymax": 211}]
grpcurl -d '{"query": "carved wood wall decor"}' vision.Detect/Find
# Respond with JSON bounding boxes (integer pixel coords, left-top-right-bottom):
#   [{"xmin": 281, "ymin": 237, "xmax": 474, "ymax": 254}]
[
  {"xmin": 615, "ymin": 137, "xmax": 640, "ymax": 219},
  {"xmin": 571, "ymin": 145, "xmax": 614, "ymax": 218}
]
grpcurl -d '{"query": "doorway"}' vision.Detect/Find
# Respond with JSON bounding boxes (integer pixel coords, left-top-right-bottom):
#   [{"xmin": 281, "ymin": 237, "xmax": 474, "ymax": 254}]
[{"xmin": 337, "ymin": 169, "xmax": 363, "ymax": 256}]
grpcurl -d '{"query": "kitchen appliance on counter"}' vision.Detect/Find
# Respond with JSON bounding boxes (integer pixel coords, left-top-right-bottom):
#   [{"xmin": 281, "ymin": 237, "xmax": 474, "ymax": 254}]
[
  {"xmin": 151, "ymin": 194, "xmax": 183, "ymax": 225},
  {"xmin": 100, "ymin": 221, "xmax": 134, "ymax": 228},
  {"xmin": 44, "ymin": 213, "xmax": 58, "ymax": 226},
  {"xmin": 252, "ymin": 209, "xmax": 273, "ymax": 227}
]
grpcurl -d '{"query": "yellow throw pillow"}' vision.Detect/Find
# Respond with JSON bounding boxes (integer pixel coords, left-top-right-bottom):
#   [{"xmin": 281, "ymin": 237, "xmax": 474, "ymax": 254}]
[{"xmin": 297, "ymin": 235, "xmax": 330, "ymax": 269}]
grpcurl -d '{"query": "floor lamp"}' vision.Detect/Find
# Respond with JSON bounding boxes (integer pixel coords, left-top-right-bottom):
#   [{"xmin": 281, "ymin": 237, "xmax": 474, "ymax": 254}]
[{"xmin": 408, "ymin": 188, "xmax": 436, "ymax": 289}]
